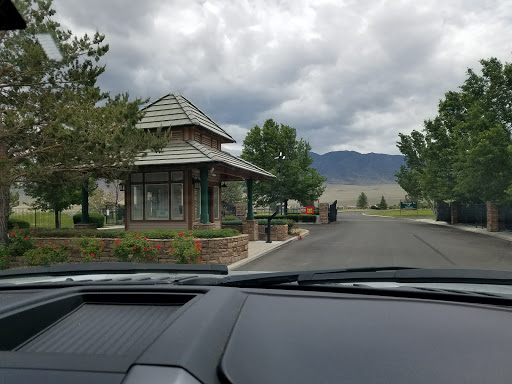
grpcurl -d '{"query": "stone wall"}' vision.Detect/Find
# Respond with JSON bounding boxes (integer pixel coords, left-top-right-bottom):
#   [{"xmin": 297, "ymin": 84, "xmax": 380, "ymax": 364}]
[
  {"xmin": 258, "ymin": 224, "xmax": 288, "ymax": 241},
  {"xmin": 487, "ymin": 202, "xmax": 499, "ymax": 232},
  {"xmin": 319, "ymin": 203, "xmax": 329, "ymax": 224},
  {"xmin": 241, "ymin": 220, "xmax": 258, "ymax": 241},
  {"xmin": 8, "ymin": 235, "xmax": 249, "ymax": 268}
]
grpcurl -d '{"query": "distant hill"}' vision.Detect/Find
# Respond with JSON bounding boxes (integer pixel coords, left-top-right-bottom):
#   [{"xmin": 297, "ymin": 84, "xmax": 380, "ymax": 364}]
[{"xmin": 310, "ymin": 151, "xmax": 405, "ymax": 185}]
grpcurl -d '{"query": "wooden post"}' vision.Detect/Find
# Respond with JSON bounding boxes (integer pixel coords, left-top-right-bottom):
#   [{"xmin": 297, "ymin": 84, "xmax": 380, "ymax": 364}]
[
  {"xmin": 200, "ymin": 168, "xmax": 209, "ymax": 224},
  {"xmin": 246, "ymin": 178, "xmax": 254, "ymax": 220}
]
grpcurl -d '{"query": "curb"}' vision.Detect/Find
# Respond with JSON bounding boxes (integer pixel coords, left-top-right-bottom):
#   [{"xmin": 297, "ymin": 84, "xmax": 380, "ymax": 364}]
[{"xmin": 228, "ymin": 229, "xmax": 310, "ymax": 270}]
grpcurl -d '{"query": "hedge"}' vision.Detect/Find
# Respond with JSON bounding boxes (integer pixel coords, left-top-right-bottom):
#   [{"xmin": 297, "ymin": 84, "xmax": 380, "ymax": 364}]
[
  {"xmin": 221, "ymin": 220, "xmax": 243, "ymax": 225},
  {"xmin": 72, "ymin": 212, "xmax": 105, "ymax": 228},
  {"xmin": 254, "ymin": 214, "xmax": 317, "ymax": 222},
  {"xmin": 257, "ymin": 219, "xmax": 288, "ymax": 226},
  {"xmin": 8, "ymin": 218, "xmax": 30, "ymax": 229},
  {"xmin": 30, "ymin": 228, "xmax": 240, "ymax": 239}
]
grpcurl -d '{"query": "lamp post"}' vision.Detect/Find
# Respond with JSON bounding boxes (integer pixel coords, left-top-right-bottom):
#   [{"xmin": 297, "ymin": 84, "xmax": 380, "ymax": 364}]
[{"xmin": 274, "ymin": 152, "xmax": 286, "ymax": 215}]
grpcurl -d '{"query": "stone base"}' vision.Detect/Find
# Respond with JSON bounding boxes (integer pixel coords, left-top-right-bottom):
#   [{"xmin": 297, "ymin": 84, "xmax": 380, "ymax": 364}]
[
  {"xmin": 74, "ymin": 223, "xmax": 97, "ymax": 229},
  {"xmin": 193, "ymin": 222, "xmax": 216, "ymax": 230},
  {"xmin": 241, "ymin": 220, "xmax": 258, "ymax": 241}
]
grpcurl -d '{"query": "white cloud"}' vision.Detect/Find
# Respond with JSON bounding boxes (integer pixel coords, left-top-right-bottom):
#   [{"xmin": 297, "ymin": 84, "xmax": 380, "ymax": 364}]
[{"xmin": 52, "ymin": 0, "xmax": 512, "ymax": 154}]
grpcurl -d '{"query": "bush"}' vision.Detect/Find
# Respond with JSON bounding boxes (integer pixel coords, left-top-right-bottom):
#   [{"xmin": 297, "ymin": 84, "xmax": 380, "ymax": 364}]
[
  {"xmin": 31, "ymin": 228, "xmax": 123, "ymax": 238},
  {"xmin": 8, "ymin": 228, "xmax": 35, "ymax": 256},
  {"xmin": 370, "ymin": 205, "xmax": 379, "ymax": 210},
  {"xmin": 0, "ymin": 246, "xmax": 9, "ymax": 269},
  {"xmin": 8, "ymin": 218, "xmax": 30, "ymax": 229},
  {"xmin": 221, "ymin": 220, "xmax": 243, "ymax": 225},
  {"xmin": 30, "ymin": 228, "xmax": 240, "ymax": 239},
  {"xmin": 72, "ymin": 212, "xmax": 105, "ymax": 228},
  {"xmin": 257, "ymin": 219, "xmax": 288, "ymax": 226},
  {"xmin": 112, "ymin": 233, "xmax": 159, "ymax": 263},
  {"xmin": 169, "ymin": 233, "xmax": 202, "ymax": 264},
  {"xmin": 25, "ymin": 242, "xmax": 69, "ymax": 266},
  {"xmin": 223, "ymin": 214, "xmax": 237, "ymax": 221},
  {"xmin": 76, "ymin": 238, "xmax": 106, "ymax": 263},
  {"xmin": 286, "ymin": 219, "xmax": 295, "ymax": 233},
  {"xmin": 300, "ymin": 215, "xmax": 317, "ymax": 222}
]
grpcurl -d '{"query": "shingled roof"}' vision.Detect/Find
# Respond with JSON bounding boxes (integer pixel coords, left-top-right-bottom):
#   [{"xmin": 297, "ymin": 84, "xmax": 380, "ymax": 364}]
[
  {"xmin": 136, "ymin": 94, "xmax": 235, "ymax": 143},
  {"xmin": 135, "ymin": 140, "xmax": 275, "ymax": 180}
]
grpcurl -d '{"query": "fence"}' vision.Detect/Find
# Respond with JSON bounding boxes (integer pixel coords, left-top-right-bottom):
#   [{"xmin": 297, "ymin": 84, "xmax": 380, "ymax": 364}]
[
  {"xmin": 10, "ymin": 208, "xmax": 78, "ymax": 228},
  {"xmin": 457, "ymin": 204, "xmax": 487, "ymax": 228}
]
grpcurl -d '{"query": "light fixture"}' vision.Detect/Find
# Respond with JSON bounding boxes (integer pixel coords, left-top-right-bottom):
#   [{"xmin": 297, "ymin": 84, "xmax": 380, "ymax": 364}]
[
  {"xmin": 221, "ymin": 182, "xmax": 228, "ymax": 193},
  {"xmin": 192, "ymin": 177, "xmax": 200, "ymax": 187},
  {"xmin": 119, "ymin": 182, "xmax": 125, "ymax": 192}
]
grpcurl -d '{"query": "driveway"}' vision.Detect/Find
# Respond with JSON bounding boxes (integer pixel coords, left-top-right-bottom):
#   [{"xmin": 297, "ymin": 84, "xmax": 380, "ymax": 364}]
[{"xmin": 235, "ymin": 211, "xmax": 512, "ymax": 271}]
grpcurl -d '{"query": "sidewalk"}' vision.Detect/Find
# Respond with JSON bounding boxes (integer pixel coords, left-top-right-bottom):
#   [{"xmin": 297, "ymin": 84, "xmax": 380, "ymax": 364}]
[
  {"xmin": 229, "ymin": 229, "xmax": 310, "ymax": 270},
  {"xmin": 410, "ymin": 218, "xmax": 512, "ymax": 243}
]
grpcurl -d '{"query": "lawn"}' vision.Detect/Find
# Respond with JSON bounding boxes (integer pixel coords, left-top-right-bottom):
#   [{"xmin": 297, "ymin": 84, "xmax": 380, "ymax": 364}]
[
  {"xmin": 10, "ymin": 211, "xmax": 76, "ymax": 228},
  {"xmin": 366, "ymin": 208, "xmax": 434, "ymax": 218}
]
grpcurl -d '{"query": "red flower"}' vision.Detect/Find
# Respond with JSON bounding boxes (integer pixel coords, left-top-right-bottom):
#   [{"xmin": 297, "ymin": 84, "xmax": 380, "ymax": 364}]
[
  {"xmin": 115, "ymin": 240, "xmax": 119, "ymax": 244},
  {"xmin": 90, "ymin": 253, "xmax": 94, "ymax": 257},
  {"xmin": 134, "ymin": 233, "xmax": 138, "ymax": 236},
  {"xmin": 147, "ymin": 256, "xmax": 151, "ymax": 260},
  {"xmin": 156, "ymin": 245, "xmax": 161, "ymax": 249},
  {"xmin": 99, "ymin": 242, "xmax": 103, "ymax": 246},
  {"xmin": 170, "ymin": 248, "xmax": 174, "ymax": 252},
  {"xmin": 143, "ymin": 247, "xmax": 147, "ymax": 252},
  {"xmin": 132, "ymin": 247, "xmax": 137, "ymax": 250},
  {"xmin": 24, "ymin": 237, "xmax": 28, "ymax": 240},
  {"xmin": 55, "ymin": 246, "xmax": 59, "ymax": 249},
  {"xmin": 64, "ymin": 242, "xmax": 68, "ymax": 245},
  {"xmin": 49, "ymin": 243, "xmax": 53, "ymax": 246},
  {"xmin": 143, "ymin": 237, "xmax": 147, "ymax": 240},
  {"xmin": 10, "ymin": 232, "xmax": 15, "ymax": 236},
  {"xmin": 102, "ymin": 248, "xmax": 105, "ymax": 251},
  {"xmin": 41, "ymin": 243, "xmax": 45, "ymax": 247},
  {"xmin": 188, "ymin": 260, "xmax": 191, "ymax": 264},
  {"xmin": 30, "ymin": 230, "xmax": 34, "ymax": 233},
  {"xmin": 150, "ymin": 247, "xmax": 153, "ymax": 250},
  {"xmin": 178, "ymin": 232, "xmax": 184, "ymax": 236},
  {"xmin": 3, "ymin": 255, "xmax": 6, "ymax": 259}
]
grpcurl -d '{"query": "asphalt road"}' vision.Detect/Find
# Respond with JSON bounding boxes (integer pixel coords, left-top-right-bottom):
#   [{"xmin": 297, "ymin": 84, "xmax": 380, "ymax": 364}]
[{"xmin": 236, "ymin": 212, "xmax": 512, "ymax": 272}]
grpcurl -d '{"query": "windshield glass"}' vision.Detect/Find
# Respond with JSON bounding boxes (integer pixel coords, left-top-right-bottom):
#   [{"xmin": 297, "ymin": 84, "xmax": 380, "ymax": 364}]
[{"xmin": 2, "ymin": 0, "xmax": 512, "ymax": 287}]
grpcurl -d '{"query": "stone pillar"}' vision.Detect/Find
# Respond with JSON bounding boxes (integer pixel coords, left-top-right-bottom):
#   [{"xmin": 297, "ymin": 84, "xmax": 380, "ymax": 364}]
[
  {"xmin": 242, "ymin": 220, "xmax": 258, "ymax": 241},
  {"xmin": 200, "ymin": 168, "xmax": 209, "ymax": 224},
  {"xmin": 319, "ymin": 203, "xmax": 329, "ymax": 224},
  {"xmin": 486, "ymin": 202, "xmax": 499, "ymax": 232},
  {"xmin": 450, "ymin": 202, "xmax": 458, "ymax": 225}
]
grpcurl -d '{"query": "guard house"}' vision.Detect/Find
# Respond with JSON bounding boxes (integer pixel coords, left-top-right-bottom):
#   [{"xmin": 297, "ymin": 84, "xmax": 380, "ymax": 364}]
[{"xmin": 125, "ymin": 94, "xmax": 275, "ymax": 231}]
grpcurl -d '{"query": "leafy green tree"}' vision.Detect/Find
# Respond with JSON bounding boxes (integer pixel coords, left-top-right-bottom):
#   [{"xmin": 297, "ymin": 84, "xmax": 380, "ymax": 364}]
[
  {"xmin": 356, "ymin": 192, "xmax": 368, "ymax": 209},
  {"xmin": 241, "ymin": 119, "xmax": 326, "ymax": 211},
  {"xmin": 24, "ymin": 174, "xmax": 87, "ymax": 228},
  {"xmin": 222, "ymin": 181, "xmax": 246, "ymax": 206},
  {"xmin": 379, "ymin": 196, "xmax": 388, "ymax": 210},
  {"xmin": 0, "ymin": 0, "xmax": 166, "ymax": 242},
  {"xmin": 396, "ymin": 57, "xmax": 512, "ymax": 205}
]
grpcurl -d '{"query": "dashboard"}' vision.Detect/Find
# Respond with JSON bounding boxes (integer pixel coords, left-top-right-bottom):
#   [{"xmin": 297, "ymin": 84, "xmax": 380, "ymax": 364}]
[{"xmin": 0, "ymin": 284, "xmax": 511, "ymax": 383}]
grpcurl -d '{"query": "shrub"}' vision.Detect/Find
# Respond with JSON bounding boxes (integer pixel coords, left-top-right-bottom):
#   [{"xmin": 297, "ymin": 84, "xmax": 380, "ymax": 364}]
[
  {"xmin": 25, "ymin": 242, "xmax": 69, "ymax": 266},
  {"xmin": 223, "ymin": 214, "xmax": 237, "ymax": 221},
  {"xmin": 221, "ymin": 220, "xmax": 243, "ymax": 225},
  {"xmin": 169, "ymin": 233, "xmax": 202, "ymax": 264},
  {"xmin": 0, "ymin": 246, "xmax": 9, "ymax": 269},
  {"xmin": 257, "ymin": 219, "xmax": 288, "ymax": 226},
  {"xmin": 30, "ymin": 228, "xmax": 240, "ymax": 239},
  {"xmin": 31, "ymin": 228, "xmax": 122, "ymax": 238},
  {"xmin": 300, "ymin": 214, "xmax": 317, "ymax": 222},
  {"xmin": 8, "ymin": 218, "xmax": 30, "ymax": 229},
  {"xmin": 111, "ymin": 233, "xmax": 159, "ymax": 263},
  {"xmin": 76, "ymin": 238, "xmax": 106, "ymax": 263},
  {"xmin": 72, "ymin": 212, "xmax": 105, "ymax": 228},
  {"xmin": 8, "ymin": 228, "xmax": 35, "ymax": 256},
  {"xmin": 286, "ymin": 219, "xmax": 295, "ymax": 233}
]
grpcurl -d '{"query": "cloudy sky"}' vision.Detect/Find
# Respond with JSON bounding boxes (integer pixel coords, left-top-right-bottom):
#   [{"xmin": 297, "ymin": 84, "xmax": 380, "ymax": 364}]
[{"xmin": 53, "ymin": 0, "xmax": 512, "ymax": 155}]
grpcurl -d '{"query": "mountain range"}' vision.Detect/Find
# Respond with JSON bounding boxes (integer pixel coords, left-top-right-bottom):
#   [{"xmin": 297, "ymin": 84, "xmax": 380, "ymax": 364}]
[{"xmin": 310, "ymin": 151, "xmax": 405, "ymax": 185}]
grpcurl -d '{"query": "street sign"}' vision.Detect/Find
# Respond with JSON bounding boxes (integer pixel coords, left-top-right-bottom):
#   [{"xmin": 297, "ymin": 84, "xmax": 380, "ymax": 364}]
[
  {"xmin": 301, "ymin": 206, "xmax": 315, "ymax": 214},
  {"xmin": 400, "ymin": 201, "xmax": 417, "ymax": 210}
]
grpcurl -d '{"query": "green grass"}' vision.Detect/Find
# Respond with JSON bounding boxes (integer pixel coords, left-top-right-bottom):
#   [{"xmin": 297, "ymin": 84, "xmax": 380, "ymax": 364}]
[
  {"xmin": 366, "ymin": 208, "xmax": 434, "ymax": 218},
  {"xmin": 9, "ymin": 211, "xmax": 75, "ymax": 228}
]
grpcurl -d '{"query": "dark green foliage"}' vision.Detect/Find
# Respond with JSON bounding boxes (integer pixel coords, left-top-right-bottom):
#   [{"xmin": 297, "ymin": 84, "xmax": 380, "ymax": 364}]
[
  {"xmin": 257, "ymin": 219, "xmax": 288, "ymax": 225},
  {"xmin": 72, "ymin": 212, "xmax": 105, "ymax": 228},
  {"xmin": 8, "ymin": 218, "xmax": 30, "ymax": 229},
  {"xmin": 30, "ymin": 228, "xmax": 240, "ymax": 239},
  {"xmin": 356, "ymin": 192, "xmax": 368, "ymax": 209},
  {"xmin": 254, "ymin": 214, "xmax": 317, "ymax": 222},
  {"xmin": 221, "ymin": 220, "xmax": 243, "ymax": 225},
  {"xmin": 300, "ymin": 215, "xmax": 317, "ymax": 222}
]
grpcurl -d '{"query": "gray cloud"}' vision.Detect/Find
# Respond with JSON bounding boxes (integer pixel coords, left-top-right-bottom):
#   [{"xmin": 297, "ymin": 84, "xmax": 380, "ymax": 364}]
[{"xmin": 53, "ymin": 0, "xmax": 512, "ymax": 155}]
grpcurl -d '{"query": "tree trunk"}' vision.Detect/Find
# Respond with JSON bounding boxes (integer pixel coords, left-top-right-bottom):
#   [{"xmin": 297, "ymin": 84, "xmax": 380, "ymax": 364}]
[
  {"xmin": 54, "ymin": 209, "xmax": 60, "ymax": 229},
  {"xmin": 284, "ymin": 199, "xmax": 288, "ymax": 215}
]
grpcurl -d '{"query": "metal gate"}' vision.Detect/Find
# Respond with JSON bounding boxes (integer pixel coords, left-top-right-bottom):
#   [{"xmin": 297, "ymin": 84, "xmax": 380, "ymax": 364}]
[{"xmin": 328, "ymin": 200, "xmax": 337, "ymax": 223}]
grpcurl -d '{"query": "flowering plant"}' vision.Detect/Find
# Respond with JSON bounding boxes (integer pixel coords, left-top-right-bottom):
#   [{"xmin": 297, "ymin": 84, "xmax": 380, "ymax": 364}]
[
  {"xmin": 8, "ymin": 227, "xmax": 34, "ymax": 256},
  {"xmin": 24, "ymin": 242, "xmax": 69, "ymax": 266},
  {"xmin": 169, "ymin": 233, "xmax": 202, "ymax": 264},
  {"xmin": 112, "ymin": 234, "xmax": 158, "ymax": 263},
  {"xmin": 0, "ymin": 246, "xmax": 9, "ymax": 269},
  {"xmin": 76, "ymin": 238, "xmax": 106, "ymax": 262}
]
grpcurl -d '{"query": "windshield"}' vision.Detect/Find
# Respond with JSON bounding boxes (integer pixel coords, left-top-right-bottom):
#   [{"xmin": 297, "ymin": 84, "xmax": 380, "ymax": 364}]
[{"xmin": 1, "ymin": 0, "xmax": 512, "ymax": 289}]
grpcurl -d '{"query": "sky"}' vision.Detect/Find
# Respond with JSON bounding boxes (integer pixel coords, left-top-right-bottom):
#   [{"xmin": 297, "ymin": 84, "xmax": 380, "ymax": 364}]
[{"xmin": 52, "ymin": 0, "xmax": 512, "ymax": 156}]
